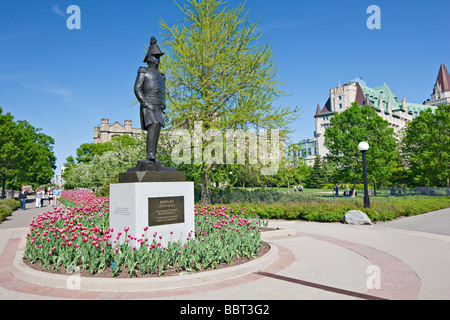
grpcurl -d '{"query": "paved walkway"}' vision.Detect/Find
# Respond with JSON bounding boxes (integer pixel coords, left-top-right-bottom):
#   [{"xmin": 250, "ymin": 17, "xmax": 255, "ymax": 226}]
[{"xmin": 1, "ymin": 200, "xmax": 450, "ymax": 300}]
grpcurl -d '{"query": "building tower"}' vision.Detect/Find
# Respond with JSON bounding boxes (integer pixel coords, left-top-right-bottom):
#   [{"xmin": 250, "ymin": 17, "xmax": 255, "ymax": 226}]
[{"xmin": 425, "ymin": 63, "xmax": 450, "ymax": 106}]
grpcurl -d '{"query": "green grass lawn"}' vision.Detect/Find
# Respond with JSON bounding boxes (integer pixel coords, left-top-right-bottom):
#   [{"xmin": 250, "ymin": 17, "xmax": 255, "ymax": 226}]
[{"xmin": 232, "ymin": 186, "xmax": 447, "ymax": 203}]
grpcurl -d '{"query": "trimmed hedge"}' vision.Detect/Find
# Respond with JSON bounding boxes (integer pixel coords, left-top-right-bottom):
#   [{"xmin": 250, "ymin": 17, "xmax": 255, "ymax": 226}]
[
  {"xmin": 229, "ymin": 197, "xmax": 450, "ymax": 222},
  {"xmin": 196, "ymin": 187, "xmax": 319, "ymax": 204},
  {"xmin": 0, "ymin": 198, "xmax": 20, "ymax": 222}
]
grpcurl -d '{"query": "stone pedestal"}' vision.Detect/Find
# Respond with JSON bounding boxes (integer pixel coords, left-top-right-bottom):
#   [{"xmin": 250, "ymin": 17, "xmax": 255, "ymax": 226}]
[
  {"xmin": 118, "ymin": 171, "xmax": 185, "ymax": 183},
  {"xmin": 126, "ymin": 159, "xmax": 177, "ymax": 172},
  {"xmin": 109, "ymin": 181, "xmax": 195, "ymax": 247}
]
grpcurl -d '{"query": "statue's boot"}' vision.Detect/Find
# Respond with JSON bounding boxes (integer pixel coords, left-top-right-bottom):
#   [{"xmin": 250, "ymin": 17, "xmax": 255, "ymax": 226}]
[{"xmin": 146, "ymin": 122, "xmax": 161, "ymax": 161}]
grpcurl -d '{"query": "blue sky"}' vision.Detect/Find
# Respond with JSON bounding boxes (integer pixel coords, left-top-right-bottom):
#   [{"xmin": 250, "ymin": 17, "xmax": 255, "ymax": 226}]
[{"xmin": 1, "ymin": 0, "xmax": 449, "ymax": 178}]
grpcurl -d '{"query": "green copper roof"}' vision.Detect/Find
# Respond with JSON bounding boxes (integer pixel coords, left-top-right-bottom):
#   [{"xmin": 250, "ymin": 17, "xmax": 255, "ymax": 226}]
[{"xmin": 358, "ymin": 82, "xmax": 436, "ymax": 118}]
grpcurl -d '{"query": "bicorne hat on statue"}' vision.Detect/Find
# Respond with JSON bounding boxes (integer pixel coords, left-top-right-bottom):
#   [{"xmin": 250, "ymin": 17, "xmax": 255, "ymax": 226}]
[{"xmin": 143, "ymin": 36, "xmax": 164, "ymax": 63}]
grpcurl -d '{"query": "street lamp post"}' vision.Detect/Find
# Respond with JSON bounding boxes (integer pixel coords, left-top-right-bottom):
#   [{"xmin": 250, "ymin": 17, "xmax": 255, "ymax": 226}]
[{"xmin": 358, "ymin": 142, "xmax": 370, "ymax": 208}]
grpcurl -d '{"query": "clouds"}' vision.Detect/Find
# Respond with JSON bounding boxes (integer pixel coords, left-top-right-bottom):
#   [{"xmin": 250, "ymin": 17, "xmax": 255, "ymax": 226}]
[
  {"xmin": 36, "ymin": 82, "xmax": 74, "ymax": 100},
  {"xmin": 0, "ymin": 72, "xmax": 74, "ymax": 101},
  {"xmin": 51, "ymin": 3, "xmax": 66, "ymax": 18}
]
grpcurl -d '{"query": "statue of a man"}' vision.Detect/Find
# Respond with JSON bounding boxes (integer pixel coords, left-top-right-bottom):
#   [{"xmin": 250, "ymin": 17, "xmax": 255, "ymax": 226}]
[{"xmin": 134, "ymin": 36, "xmax": 166, "ymax": 161}]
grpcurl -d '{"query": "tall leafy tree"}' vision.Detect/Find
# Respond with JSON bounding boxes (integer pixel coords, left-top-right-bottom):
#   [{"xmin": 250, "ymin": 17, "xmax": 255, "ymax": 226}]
[
  {"xmin": 75, "ymin": 134, "xmax": 143, "ymax": 164},
  {"xmin": 158, "ymin": 0, "xmax": 300, "ymax": 203},
  {"xmin": 0, "ymin": 107, "xmax": 56, "ymax": 195},
  {"xmin": 63, "ymin": 134, "xmax": 148, "ymax": 187},
  {"xmin": 324, "ymin": 102, "xmax": 398, "ymax": 189},
  {"xmin": 402, "ymin": 104, "xmax": 450, "ymax": 187}
]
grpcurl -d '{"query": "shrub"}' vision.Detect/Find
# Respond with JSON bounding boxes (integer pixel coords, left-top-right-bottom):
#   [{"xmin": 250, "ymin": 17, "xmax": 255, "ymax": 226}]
[
  {"xmin": 0, "ymin": 198, "xmax": 20, "ymax": 211},
  {"xmin": 0, "ymin": 198, "xmax": 20, "ymax": 222},
  {"xmin": 0, "ymin": 207, "xmax": 9, "ymax": 222},
  {"xmin": 222, "ymin": 197, "xmax": 450, "ymax": 223},
  {"xmin": 95, "ymin": 175, "xmax": 119, "ymax": 198},
  {"xmin": 196, "ymin": 187, "xmax": 320, "ymax": 205}
]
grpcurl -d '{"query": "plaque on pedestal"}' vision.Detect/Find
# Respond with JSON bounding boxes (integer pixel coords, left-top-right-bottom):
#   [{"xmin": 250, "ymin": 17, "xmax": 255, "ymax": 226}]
[{"xmin": 109, "ymin": 182, "xmax": 195, "ymax": 247}]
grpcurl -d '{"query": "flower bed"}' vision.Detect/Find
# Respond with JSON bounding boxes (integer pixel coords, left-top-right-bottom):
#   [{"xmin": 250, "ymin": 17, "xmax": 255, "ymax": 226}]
[{"xmin": 25, "ymin": 190, "xmax": 264, "ymax": 277}]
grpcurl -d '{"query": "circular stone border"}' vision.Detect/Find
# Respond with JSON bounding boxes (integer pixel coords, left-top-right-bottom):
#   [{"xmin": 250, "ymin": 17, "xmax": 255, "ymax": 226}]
[{"xmin": 11, "ymin": 231, "xmax": 288, "ymax": 292}]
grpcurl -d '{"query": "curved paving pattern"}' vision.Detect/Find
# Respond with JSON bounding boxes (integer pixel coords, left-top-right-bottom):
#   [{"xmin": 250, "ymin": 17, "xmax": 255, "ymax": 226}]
[
  {"xmin": 1, "ymin": 228, "xmax": 422, "ymax": 300},
  {"xmin": 296, "ymin": 232, "xmax": 421, "ymax": 300}
]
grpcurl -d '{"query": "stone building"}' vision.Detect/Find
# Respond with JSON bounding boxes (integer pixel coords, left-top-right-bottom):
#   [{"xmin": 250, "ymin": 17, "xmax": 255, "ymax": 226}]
[
  {"xmin": 299, "ymin": 76, "xmax": 437, "ymax": 165},
  {"xmin": 94, "ymin": 119, "xmax": 143, "ymax": 143},
  {"xmin": 424, "ymin": 63, "xmax": 450, "ymax": 106}
]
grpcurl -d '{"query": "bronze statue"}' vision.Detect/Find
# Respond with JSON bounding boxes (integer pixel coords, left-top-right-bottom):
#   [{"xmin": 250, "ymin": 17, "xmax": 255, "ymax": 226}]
[
  {"xmin": 125, "ymin": 36, "xmax": 177, "ymax": 173},
  {"xmin": 134, "ymin": 36, "xmax": 166, "ymax": 161}
]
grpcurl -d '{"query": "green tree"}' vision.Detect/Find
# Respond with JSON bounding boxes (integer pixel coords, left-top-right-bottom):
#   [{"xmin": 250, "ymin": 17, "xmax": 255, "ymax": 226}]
[
  {"xmin": 0, "ymin": 107, "xmax": 56, "ymax": 195},
  {"xmin": 64, "ymin": 144, "xmax": 146, "ymax": 189},
  {"xmin": 158, "ymin": 0, "xmax": 300, "ymax": 204},
  {"xmin": 308, "ymin": 155, "xmax": 327, "ymax": 188},
  {"xmin": 402, "ymin": 104, "xmax": 450, "ymax": 187},
  {"xmin": 292, "ymin": 162, "xmax": 312, "ymax": 187},
  {"xmin": 63, "ymin": 134, "xmax": 148, "ymax": 189},
  {"xmin": 75, "ymin": 134, "xmax": 142, "ymax": 164},
  {"xmin": 324, "ymin": 102, "xmax": 398, "ymax": 189},
  {"xmin": 75, "ymin": 142, "xmax": 114, "ymax": 164},
  {"xmin": 63, "ymin": 155, "xmax": 77, "ymax": 170}
]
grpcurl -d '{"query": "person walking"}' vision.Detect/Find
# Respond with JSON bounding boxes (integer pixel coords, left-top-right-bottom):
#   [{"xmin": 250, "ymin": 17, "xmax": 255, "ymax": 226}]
[
  {"xmin": 35, "ymin": 188, "xmax": 42, "ymax": 208},
  {"xmin": 18, "ymin": 187, "xmax": 28, "ymax": 210},
  {"xmin": 48, "ymin": 188, "xmax": 54, "ymax": 206},
  {"xmin": 53, "ymin": 186, "xmax": 61, "ymax": 206},
  {"xmin": 334, "ymin": 183, "xmax": 340, "ymax": 197},
  {"xmin": 42, "ymin": 187, "xmax": 47, "ymax": 207}
]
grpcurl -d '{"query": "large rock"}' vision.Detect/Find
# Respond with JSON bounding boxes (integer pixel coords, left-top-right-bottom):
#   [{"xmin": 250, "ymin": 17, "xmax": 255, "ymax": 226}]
[{"xmin": 341, "ymin": 210, "xmax": 372, "ymax": 225}]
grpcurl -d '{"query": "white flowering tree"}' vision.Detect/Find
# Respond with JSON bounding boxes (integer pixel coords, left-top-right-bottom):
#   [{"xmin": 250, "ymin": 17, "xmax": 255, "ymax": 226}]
[{"xmin": 64, "ymin": 134, "xmax": 146, "ymax": 189}]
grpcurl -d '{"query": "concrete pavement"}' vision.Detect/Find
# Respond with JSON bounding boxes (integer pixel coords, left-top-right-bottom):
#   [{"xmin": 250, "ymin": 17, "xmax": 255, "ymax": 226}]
[{"xmin": 1, "ymin": 200, "xmax": 450, "ymax": 300}]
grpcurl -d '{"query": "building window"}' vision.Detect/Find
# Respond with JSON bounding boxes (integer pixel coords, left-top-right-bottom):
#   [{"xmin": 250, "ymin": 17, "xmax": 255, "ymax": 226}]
[
  {"xmin": 339, "ymin": 96, "xmax": 342, "ymax": 100},
  {"xmin": 339, "ymin": 103, "xmax": 342, "ymax": 109}
]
